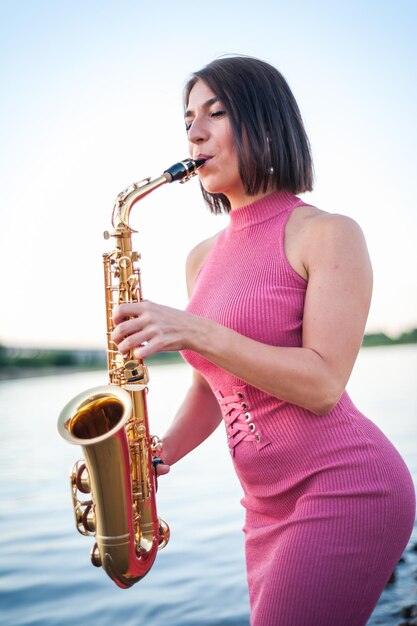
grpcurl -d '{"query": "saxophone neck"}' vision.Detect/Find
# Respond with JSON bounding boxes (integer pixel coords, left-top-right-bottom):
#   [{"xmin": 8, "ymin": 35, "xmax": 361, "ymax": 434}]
[
  {"xmin": 111, "ymin": 158, "xmax": 205, "ymax": 230},
  {"xmin": 112, "ymin": 174, "xmax": 170, "ymax": 230}
]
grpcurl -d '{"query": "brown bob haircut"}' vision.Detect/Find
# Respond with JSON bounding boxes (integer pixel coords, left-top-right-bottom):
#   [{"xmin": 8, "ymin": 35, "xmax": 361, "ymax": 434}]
[{"xmin": 183, "ymin": 55, "xmax": 314, "ymax": 214}]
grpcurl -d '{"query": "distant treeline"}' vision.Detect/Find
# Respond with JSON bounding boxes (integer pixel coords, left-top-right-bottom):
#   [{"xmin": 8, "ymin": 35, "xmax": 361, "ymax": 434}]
[
  {"xmin": 0, "ymin": 345, "xmax": 105, "ymax": 369},
  {"xmin": 0, "ymin": 328, "xmax": 416, "ymax": 376},
  {"xmin": 0, "ymin": 344, "xmax": 182, "ymax": 377},
  {"xmin": 361, "ymin": 328, "xmax": 417, "ymax": 347}
]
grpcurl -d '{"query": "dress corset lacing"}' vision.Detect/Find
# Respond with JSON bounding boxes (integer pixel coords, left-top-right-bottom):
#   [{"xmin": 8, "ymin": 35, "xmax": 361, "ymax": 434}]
[{"xmin": 215, "ymin": 388, "xmax": 261, "ymax": 456}]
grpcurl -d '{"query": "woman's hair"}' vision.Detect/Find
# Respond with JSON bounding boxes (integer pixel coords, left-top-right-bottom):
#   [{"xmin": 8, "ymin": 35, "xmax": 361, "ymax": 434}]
[{"xmin": 183, "ymin": 55, "xmax": 314, "ymax": 214}]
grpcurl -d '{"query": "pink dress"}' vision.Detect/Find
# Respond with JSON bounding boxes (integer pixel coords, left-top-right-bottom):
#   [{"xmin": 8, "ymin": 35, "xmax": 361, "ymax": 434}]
[{"xmin": 180, "ymin": 191, "xmax": 415, "ymax": 626}]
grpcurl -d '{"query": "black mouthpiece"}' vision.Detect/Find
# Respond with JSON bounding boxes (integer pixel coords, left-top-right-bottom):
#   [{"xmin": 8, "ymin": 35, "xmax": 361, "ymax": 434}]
[{"xmin": 164, "ymin": 158, "xmax": 205, "ymax": 183}]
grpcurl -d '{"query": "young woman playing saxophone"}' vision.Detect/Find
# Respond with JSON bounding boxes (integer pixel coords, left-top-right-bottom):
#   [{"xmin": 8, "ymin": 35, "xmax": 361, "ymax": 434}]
[{"xmin": 111, "ymin": 55, "xmax": 415, "ymax": 626}]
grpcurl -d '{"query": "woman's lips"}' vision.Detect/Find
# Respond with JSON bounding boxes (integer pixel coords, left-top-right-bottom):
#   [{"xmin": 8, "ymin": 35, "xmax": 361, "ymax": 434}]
[{"xmin": 196, "ymin": 155, "xmax": 213, "ymax": 168}]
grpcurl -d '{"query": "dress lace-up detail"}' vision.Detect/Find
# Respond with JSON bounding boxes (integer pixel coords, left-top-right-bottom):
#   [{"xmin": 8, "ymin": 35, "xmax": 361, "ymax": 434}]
[{"xmin": 215, "ymin": 388, "xmax": 260, "ymax": 456}]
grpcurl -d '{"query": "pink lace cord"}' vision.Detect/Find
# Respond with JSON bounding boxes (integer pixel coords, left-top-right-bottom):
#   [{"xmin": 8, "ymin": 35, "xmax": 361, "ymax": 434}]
[{"xmin": 215, "ymin": 389, "xmax": 260, "ymax": 456}]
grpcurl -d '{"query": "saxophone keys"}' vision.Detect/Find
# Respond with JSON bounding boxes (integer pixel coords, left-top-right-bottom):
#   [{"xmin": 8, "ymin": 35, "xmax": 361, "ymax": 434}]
[
  {"xmin": 124, "ymin": 361, "xmax": 149, "ymax": 385},
  {"xmin": 81, "ymin": 503, "xmax": 97, "ymax": 533},
  {"xmin": 127, "ymin": 274, "xmax": 139, "ymax": 291},
  {"xmin": 90, "ymin": 542, "xmax": 102, "ymax": 567},
  {"xmin": 157, "ymin": 518, "xmax": 170, "ymax": 549},
  {"xmin": 150, "ymin": 435, "xmax": 163, "ymax": 457},
  {"xmin": 74, "ymin": 462, "xmax": 90, "ymax": 494}
]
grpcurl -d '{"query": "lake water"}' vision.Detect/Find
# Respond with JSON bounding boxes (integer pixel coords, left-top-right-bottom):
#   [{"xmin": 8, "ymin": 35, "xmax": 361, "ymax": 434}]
[{"xmin": 0, "ymin": 345, "xmax": 416, "ymax": 626}]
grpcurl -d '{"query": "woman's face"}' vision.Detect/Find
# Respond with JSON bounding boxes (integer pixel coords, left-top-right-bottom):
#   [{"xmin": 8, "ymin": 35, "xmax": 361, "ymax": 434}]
[{"xmin": 185, "ymin": 80, "xmax": 246, "ymax": 209}]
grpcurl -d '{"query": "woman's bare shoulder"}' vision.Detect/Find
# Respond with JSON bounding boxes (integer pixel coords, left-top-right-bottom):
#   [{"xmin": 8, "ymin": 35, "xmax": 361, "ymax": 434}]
[
  {"xmin": 292, "ymin": 203, "xmax": 363, "ymax": 233},
  {"xmin": 296, "ymin": 205, "xmax": 367, "ymax": 250},
  {"xmin": 286, "ymin": 204, "xmax": 368, "ymax": 280},
  {"xmin": 186, "ymin": 230, "xmax": 223, "ymax": 296}
]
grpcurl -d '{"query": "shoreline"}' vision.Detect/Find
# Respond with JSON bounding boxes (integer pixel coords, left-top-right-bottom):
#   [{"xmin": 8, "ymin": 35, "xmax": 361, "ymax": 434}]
[
  {"xmin": 0, "ymin": 352, "xmax": 185, "ymax": 381},
  {"xmin": 1, "ymin": 342, "xmax": 417, "ymax": 382}
]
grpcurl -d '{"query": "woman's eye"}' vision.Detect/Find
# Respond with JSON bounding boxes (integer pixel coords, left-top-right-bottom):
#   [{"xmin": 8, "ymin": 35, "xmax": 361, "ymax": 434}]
[{"xmin": 185, "ymin": 109, "xmax": 225, "ymax": 133}]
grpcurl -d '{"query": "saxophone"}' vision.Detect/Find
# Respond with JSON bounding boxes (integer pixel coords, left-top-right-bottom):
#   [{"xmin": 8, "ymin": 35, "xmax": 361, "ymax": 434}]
[{"xmin": 57, "ymin": 158, "xmax": 205, "ymax": 588}]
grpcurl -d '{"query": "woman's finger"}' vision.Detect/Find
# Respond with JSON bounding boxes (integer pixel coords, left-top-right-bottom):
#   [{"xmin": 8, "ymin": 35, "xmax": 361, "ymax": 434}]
[
  {"xmin": 112, "ymin": 301, "xmax": 145, "ymax": 325},
  {"xmin": 156, "ymin": 463, "xmax": 171, "ymax": 476},
  {"xmin": 115, "ymin": 329, "xmax": 149, "ymax": 355}
]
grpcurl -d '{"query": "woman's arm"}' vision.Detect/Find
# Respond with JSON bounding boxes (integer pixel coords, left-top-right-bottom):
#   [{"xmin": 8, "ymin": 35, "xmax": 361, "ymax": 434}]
[
  {"xmin": 112, "ymin": 213, "xmax": 372, "ymax": 416},
  {"xmin": 192, "ymin": 213, "xmax": 372, "ymax": 414},
  {"xmin": 161, "ymin": 369, "xmax": 223, "ymax": 468}
]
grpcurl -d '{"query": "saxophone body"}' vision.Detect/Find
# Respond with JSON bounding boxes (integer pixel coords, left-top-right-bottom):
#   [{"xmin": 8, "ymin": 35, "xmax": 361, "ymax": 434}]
[{"xmin": 58, "ymin": 158, "xmax": 204, "ymax": 588}]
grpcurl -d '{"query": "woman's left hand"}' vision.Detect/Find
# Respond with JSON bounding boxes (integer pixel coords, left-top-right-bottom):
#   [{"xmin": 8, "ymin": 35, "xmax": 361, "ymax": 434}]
[{"xmin": 111, "ymin": 300, "xmax": 202, "ymax": 360}]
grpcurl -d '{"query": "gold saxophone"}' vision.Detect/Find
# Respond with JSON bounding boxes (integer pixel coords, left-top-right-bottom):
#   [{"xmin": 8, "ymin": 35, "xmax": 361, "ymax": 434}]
[{"xmin": 57, "ymin": 158, "xmax": 205, "ymax": 588}]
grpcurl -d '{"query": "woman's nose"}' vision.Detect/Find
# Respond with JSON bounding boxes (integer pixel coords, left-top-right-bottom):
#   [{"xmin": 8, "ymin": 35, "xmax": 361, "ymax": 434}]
[{"xmin": 187, "ymin": 116, "xmax": 208, "ymax": 144}]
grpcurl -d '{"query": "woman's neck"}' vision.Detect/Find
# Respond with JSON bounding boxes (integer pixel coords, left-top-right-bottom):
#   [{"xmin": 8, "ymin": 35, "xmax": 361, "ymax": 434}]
[{"xmin": 228, "ymin": 184, "xmax": 278, "ymax": 211}]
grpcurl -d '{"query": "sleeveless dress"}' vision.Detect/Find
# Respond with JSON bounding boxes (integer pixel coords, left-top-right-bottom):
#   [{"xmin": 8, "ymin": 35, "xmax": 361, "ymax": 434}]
[{"xmin": 180, "ymin": 191, "xmax": 416, "ymax": 626}]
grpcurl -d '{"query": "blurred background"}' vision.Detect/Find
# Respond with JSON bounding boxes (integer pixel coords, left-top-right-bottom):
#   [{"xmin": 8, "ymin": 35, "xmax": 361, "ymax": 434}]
[
  {"xmin": 0, "ymin": 0, "xmax": 416, "ymax": 349},
  {"xmin": 0, "ymin": 2, "xmax": 416, "ymax": 626}
]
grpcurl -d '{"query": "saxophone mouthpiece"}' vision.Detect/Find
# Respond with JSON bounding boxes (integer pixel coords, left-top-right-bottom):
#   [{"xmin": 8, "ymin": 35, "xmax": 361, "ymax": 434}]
[{"xmin": 164, "ymin": 158, "xmax": 206, "ymax": 183}]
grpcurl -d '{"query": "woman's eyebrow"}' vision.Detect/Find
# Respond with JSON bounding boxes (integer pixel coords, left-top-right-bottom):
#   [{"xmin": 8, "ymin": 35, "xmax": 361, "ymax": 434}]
[{"xmin": 184, "ymin": 96, "xmax": 219, "ymax": 119}]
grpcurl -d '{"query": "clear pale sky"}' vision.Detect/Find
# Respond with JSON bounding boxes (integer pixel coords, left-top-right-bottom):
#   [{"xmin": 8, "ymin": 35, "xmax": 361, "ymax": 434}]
[{"xmin": 0, "ymin": 0, "xmax": 416, "ymax": 348}]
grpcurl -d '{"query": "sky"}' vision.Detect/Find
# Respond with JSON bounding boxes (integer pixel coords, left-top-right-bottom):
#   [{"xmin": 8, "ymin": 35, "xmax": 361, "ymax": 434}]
[{"xmin": 0, "ymin": 0, "xmax": 416, "ymax": 348}]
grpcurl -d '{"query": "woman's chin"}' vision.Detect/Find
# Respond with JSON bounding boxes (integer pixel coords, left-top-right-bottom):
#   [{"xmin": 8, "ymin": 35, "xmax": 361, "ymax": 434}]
[
  {"xmin": 199, "ymin": 180, "xmax": 223, "ymax": 195},
  {"xmin": 199, "ymin": 176, "xmax": 230, "ymax": 197}
]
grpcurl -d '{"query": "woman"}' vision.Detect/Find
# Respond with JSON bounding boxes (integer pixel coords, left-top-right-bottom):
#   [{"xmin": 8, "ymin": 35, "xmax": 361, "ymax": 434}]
[{"xmin": 111, "ymin": 56, "xmax": 415, "ymax": 626}]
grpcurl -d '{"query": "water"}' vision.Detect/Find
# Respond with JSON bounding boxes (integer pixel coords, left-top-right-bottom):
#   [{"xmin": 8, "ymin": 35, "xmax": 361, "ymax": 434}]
[{"xmin": 0, "ymin": 345, "xmax": 416, "ymax": 626}]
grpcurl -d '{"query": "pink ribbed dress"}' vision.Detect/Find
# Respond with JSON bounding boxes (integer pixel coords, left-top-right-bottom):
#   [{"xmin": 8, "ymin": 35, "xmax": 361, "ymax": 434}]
[{"xmin": 181, "ymin": 191, "xmax": 416, "ymax": 626}]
